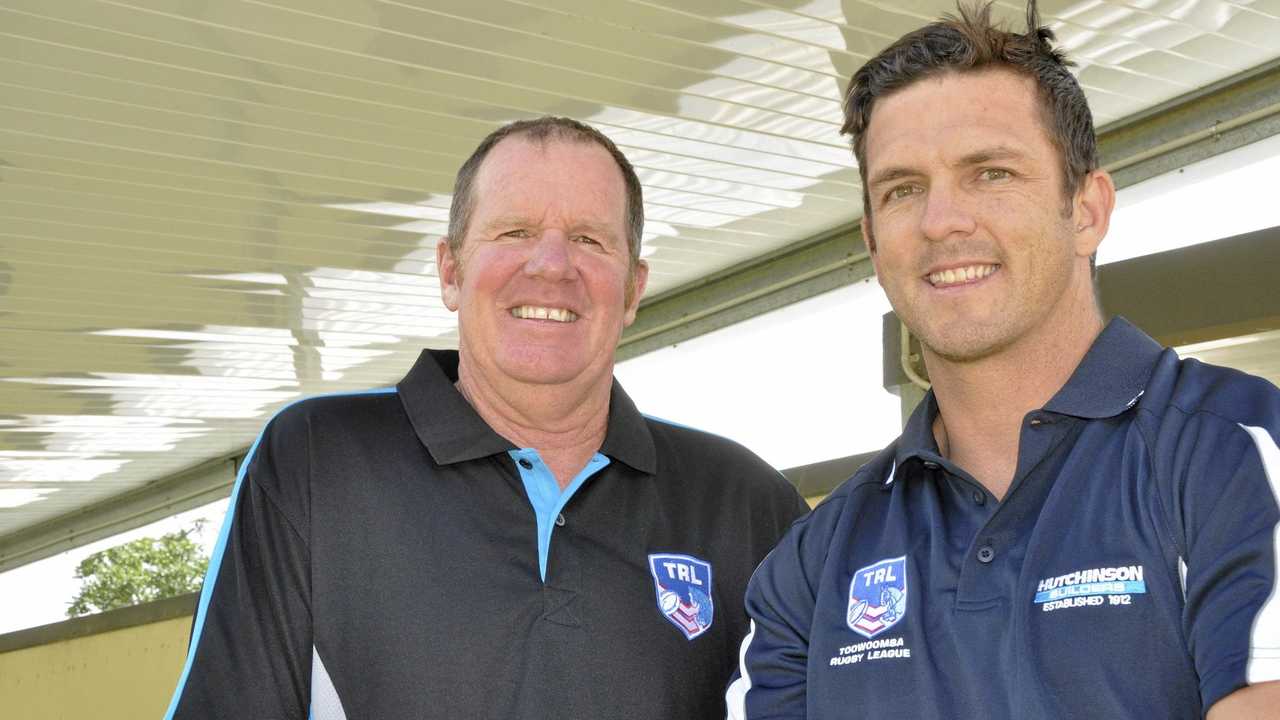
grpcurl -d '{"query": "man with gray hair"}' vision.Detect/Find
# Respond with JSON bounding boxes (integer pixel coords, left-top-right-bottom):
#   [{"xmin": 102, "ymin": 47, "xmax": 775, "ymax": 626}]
[
  {"xmin": 728, "ymin": 3, "xmax": 1279, "ymax": 718},
  {"xmin": 164, "ymin": 116, "xmax": 807, "ymax": 719}
]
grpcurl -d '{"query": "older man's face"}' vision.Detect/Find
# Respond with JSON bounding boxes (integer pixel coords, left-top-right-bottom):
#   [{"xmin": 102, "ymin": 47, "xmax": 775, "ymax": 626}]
[{"xmin": 438, "ymin": 137, "xmax": 647, "ymax": 390}]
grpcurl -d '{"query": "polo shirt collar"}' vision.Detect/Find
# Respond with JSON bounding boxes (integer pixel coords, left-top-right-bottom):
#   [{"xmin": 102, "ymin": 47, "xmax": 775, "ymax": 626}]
[
  {"xmin": 397, "ymin": 349, "xmax": 514, "ymax": 465},
  {"xmin": 397, "ymin": 349, "xmax": 656, "ymax": 474},
  {"xmin": 1042, "ymin": 316, "xmax": 1163, "ymax": 419},
  {"xmin": 894, "ymin": 390, "xmax": 944, "ymax": 470},
  {"xmin": 891, "ymin": 316, "xmax": 1163, "ymax": 472},
  {"xmin": 599, "ymin": 379, "xmax": 658, "ymax": 475}
]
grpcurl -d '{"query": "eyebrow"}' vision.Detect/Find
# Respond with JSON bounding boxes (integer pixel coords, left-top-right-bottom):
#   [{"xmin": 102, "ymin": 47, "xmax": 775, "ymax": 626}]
[
  {"xmin": 866, "ymin": 166, "xmax": 919, "ymax": 190},
  {"xmin": 866, "ymin": 145, "xmax": 1029, "ymax": 189},
  {"xmin": 481, "ymin": 216, "xmax": 617, "ymax": 237},
  {"xmin": 954, "ymin": 145, "xmax": 1027, "ymax": 167},
  {"xmin": 482, "ymin": 215, "xmax": 533, "ymax": 230}
]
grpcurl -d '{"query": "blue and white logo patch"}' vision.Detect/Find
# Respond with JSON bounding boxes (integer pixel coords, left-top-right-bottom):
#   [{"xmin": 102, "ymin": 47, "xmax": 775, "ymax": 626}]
[
  {"xmin": 847, "ymin": 556, "xmax": 908, "ymax": 639},
  {"xmin": 648, "ymin": 553, "xmax": 713, "ymax": 640}
]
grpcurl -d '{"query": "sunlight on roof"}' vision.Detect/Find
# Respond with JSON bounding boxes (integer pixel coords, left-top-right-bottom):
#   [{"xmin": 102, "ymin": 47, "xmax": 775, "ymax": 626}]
[{"xmin": 1102, "ymin": 132, "xmax": 1280, "ymax": 265}]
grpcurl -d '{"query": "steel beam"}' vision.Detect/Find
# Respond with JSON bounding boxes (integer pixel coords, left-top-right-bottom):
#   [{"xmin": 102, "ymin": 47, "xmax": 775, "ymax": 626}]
[
  {"xmin": 1099, "ymin": 57, "xmax": 1280, "ymax": 188},
  {"xmin": 617, "ymin": 224, "xmax": 872, "ymax": 361},
  {"xmin": 4, "ymin": 61, "xmax": 1280, "ymax": 573},
  {"xmin": 0, "ymin": 454, "xmax": 239, "ymax": 574}
]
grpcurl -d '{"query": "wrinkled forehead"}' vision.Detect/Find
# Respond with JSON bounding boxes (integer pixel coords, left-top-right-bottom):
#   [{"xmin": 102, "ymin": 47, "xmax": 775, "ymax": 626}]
[
  {"xmin": 470, "ymin": 136, "xmax": 629, "ymax": 227},
  {"xmin": 863, "ymin": 69, "xmax": 1051, "ymax": 168}
]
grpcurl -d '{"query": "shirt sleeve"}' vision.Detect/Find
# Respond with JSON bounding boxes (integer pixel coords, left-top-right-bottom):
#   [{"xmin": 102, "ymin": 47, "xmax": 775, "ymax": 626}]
[
  {"xmin": 164, "ymin": 412, "xmax": 314, "ymax": 720},
  {"xmin": 726, "ymin": 506, "xmax": 827, "ymax": 719},
  {"xmin": 1178, "ymin": 418, "xmax": 1280, "ymax": 712}
]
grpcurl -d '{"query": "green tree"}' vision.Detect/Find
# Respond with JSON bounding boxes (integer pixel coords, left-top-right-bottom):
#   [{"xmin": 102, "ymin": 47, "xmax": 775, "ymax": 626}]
[{"xmin": 67, "ymin": 520, "xmax": 210, "ymax": 617}]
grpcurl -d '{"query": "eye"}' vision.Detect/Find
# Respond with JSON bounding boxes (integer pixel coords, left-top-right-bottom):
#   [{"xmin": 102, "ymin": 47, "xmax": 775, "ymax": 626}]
[
  {"xmin": 883, "ymin": 184, "xmax": 921, "ymax": 204},
  {"xmin": 501, "ymin": 229, "xmax": 531, "ymax": 239},
  {"xmin": 979, "ymin": 168, "xmax": 1012, "ymax": 181},
  {"xmin": 573, "ymin": 235, "xmax": 602, "ymax": 247}
]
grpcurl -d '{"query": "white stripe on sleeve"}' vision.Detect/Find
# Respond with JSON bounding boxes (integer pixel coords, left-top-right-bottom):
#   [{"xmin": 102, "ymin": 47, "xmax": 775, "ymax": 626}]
[
  {"xmin": 725, "ymin": 620, "xmax": 757, "ymax": 720},
  {"xmin": 311, "ymin": 646, "xmax": 349, "ymax": 720},
  {"xmin": 1239, "ymin": 424, "xmax": 1280, "ymax": 683}
]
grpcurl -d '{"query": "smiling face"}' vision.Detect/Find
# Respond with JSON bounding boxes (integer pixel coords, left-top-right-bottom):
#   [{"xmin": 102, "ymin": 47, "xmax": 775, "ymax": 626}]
[
  {"xmin": 861, "ymin": 69, "xmax": 1105, "ymax": 364},
  {"xmin": 438, "ymin": 137, "xmax": 648, "ymax": 392}
]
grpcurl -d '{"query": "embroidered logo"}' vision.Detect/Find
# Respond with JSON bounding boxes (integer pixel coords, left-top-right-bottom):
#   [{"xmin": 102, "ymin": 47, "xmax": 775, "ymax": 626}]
[
  {"xmin": 648, "ymin": 553, "xmax": 714, "ymax": 640},
  {"xmin": 1034, "ymin": 564, "xmax": 1147, "ymax": 612},
  {"xmin": 847, "ymin": 556, "xmax": 908, "ymax": 639}
]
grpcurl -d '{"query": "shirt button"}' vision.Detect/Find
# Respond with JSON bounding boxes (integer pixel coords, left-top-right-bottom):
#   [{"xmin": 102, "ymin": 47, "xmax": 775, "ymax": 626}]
[
  {"xmin": 922, "ymin": 461, "xmax": 941, "ymax": 470},
  {"xmin": 977, "ymin": 545, "xmax": 995, "ymax": 563},
  {"xmin": 555, "ymin": 513, "xmax": 566, "ymax": 527},
  {"xmin": 1028, "ymin": 418, "xmax": 1043, "ymax": 426},
  {"xmin": 518, "ymin": 458, "xmax": 533, "ymax": 469},
  {"xmin": 972, "ymin": 490, "xmax": 986, "ymax": 506}
]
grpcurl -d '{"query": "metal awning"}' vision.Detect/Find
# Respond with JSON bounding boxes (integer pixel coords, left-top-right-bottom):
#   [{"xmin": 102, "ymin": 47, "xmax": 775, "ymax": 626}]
[{"xmin": 4, "ymin": 0, "xmax": 1280, "ymax": 571}]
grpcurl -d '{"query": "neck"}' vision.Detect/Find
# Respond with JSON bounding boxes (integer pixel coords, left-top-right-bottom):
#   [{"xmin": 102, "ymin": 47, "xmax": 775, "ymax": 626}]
[
  {"xmin": 927, "ymin": 302, "xmax": 1104, "ymax": 500},
  {"xmin": 455, "ymin": 355, "xmax": 612, "ymax": 489}
]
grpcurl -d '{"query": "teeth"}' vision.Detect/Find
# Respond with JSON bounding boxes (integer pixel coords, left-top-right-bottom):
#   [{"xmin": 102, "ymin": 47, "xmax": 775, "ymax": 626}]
[
  {"xmin": 511, "ymin": 306, "xmax": 577, "ymax": 322},
  {"xmin": 927, "ymin": 264, "xmax": 996, "ymax": 287}
]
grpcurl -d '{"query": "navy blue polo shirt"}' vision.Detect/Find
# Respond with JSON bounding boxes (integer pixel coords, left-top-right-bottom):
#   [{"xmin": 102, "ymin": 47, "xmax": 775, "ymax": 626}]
[
  {"xmin": 729, "ymin": 318, "xmax": 1280, "ymax": 719},
  {"xmin": 164, "ymin": 349, "xmax": 808, "ymax": 720}
]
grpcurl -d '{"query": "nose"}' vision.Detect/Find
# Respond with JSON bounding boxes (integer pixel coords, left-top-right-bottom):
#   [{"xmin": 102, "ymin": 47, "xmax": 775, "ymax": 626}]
[
  {"xmin": 523, "ymin": 230, "xmax": 575, "ymax": 281},
  {"xmin": 919, "ymin": 183, "xmax": 976, "ymax": 242}
]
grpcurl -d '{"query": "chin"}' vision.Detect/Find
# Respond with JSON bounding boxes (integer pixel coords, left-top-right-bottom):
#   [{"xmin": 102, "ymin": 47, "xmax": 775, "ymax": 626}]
[
  {"xmin": 495, "ymin": 351, "xmax": 592, "ymax": 386},
  {"xmin": 913, "ymin": 323, "xmax": 1014, "ymax": 364}
]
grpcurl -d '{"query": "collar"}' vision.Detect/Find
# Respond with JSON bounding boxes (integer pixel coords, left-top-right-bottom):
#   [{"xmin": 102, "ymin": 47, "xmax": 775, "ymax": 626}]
[
  {"xmin": 890, "ymin": 316, "xmax": 1164, "ymax": 476},
  {"xmin": 1041, "ymin": 316, "xmax": 1164, "ymax": 419},
  {"xmin": 396, "ymin": 349, "xmax": 656, "ymax": 474},
  {"xmin": 397, "ymin": 349, "xmax": 514, "ymax": 464},
  {"xmin": 894, "ymin": 391, "xmax": 945, "ymax": 471}
]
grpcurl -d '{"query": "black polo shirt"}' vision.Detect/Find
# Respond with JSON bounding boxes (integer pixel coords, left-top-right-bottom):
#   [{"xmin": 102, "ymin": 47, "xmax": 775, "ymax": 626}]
[
  {"xmin": 165, "ymin": 349, "xmax": 807, "ymax": 720},
  {"xmin": 730, "ymin": 318, "xmax": 1280, "ymax": 719}
]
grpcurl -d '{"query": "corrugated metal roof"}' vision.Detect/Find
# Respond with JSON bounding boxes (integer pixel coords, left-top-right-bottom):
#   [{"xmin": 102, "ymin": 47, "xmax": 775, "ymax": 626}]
[{"xmin": 2, "ymin": 0, "xmax": 1279, "ymax": 540}]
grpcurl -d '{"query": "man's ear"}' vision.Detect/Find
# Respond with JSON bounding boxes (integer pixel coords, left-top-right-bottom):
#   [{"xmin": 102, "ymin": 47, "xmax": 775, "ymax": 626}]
[
  {"xmin": 437, "ymin": 238, "xmax": 462, "ymax": 312},
  {"xmin": 1071, "ymin": 169, "xmax": 1116, "ymax": 259},
  {"xmin": 622, "ymin": 259, "xmax": 650, "ymax": 327},
  {"xmin": 861, "ymin": 214, "xmax": 877, "ymax": 255},
  {"xmin": 862, "ymin": 215, "xmax": 885, "ymax": 285}
]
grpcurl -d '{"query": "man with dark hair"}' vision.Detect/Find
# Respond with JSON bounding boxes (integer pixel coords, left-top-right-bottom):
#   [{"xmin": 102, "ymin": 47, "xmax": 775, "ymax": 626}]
[
  {"xmin": 727, "ymin": 3, "xmax": 1279, "ymax": 718},
  {"xmin": 164, "ymin": 116, "xmax": 808, "ymax": 719}
]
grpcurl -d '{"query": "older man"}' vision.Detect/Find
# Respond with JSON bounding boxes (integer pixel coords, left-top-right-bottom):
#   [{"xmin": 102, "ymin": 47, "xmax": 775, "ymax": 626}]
[
  {"xmin": 165, "ymin": 117, "xmax": 807, "ymax": 719},
  {"xmin": 728, "ymin": 3, "xmax": 1279, "ymax": 718}
]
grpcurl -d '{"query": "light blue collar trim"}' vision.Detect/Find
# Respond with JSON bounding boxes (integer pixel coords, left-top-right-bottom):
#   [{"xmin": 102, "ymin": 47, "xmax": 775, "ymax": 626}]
[{"xmin": 509, "ymin": 449, "xmax": 610, "ymax": 582}]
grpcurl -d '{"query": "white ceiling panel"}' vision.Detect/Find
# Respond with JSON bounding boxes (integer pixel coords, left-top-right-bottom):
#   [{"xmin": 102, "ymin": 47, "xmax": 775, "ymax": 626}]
[{"xmin": 1, "ymin": 0, "xmax": 1278, "ymax": 553}]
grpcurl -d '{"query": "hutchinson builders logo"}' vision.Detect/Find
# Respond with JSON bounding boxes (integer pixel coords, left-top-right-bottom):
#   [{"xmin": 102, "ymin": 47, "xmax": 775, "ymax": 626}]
[
  {"xmin": 847, "ymin": 556, "xmax": 908, "ymax": 639},
  {"xmin": 648, "ymin": 553, "xmax": 713, "ymax": 640}
]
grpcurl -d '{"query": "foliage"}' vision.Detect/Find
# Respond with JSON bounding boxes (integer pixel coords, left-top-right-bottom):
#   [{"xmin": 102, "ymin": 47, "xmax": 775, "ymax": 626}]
[{"xmin": 66, "ymin": 520, "xmax": 210, "ymax": 617}]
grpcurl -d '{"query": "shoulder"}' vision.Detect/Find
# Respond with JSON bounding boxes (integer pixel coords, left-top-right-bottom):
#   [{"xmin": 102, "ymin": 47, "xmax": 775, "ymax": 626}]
[
  {"xmin": 1148, "ymin": 353, "xmax": 1280, "ymax": 421},
  {"xmin": 270, "ymin": 386, "xmax": 402, "ymax": 427},
  {"xmin": 238, "ymin": 387, "xmax": 403, "ymax": 518},
  {"xmin": 1139, "ymin": 354, "xmax": 1280, "ymax": 456},
  {"xmin": 749, "ymin": 444, "xmax": 898, "ymax": 594},
  {"xmin": 779, "ymin": 442, "xmax": 898, "ymax": 541},
  {"xmin": 261, "ymin": 387, "xmax": 402, "ymax": 441},
  {"xmin": 245, "ymin": 387, "xmax": 402, "ymax": 480},
  {"xmin": 816, "ymin": 444, "xmax": 896, "ymax": 509},
  {"xmin": 1135, "ymin": 357, "xmax": 1280, "ymax": 539},
  {"xmin": 645, "ymin": 415, "xmax": 776, "ymax": 477},
  {"xmin": 642, "ymin": 415, "xmax": 803, "ymax": 504}
]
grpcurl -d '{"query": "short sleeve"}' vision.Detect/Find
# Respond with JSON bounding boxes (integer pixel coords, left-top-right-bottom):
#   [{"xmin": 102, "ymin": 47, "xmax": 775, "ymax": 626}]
[
  {"xmin": 1180, "ymin": 421, "xmax": 1280, "ymax": 710},
  {"xmin": 726, "ymin": 504, "xmax": 831, "ymax": 719},
  {"xmin": 164, "ymin": 413, "xmax": 314, "ymax": 719}
]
